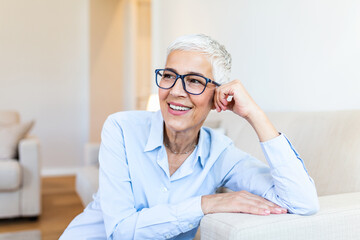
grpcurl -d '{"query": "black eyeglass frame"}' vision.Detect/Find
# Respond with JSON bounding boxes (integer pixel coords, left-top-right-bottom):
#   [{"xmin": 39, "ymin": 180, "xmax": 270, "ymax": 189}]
[{"xmin": 155, "ymin": 68, "xmax": 221, "ymax": 95}]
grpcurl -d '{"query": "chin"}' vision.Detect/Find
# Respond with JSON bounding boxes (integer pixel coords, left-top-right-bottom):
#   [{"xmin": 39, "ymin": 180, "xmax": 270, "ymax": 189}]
[{"xmin": 164, "ymin": 118, "xmax": 189, "ymax": 132}]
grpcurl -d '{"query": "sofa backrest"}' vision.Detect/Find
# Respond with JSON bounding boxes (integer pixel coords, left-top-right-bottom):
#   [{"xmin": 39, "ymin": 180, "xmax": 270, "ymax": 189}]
[{"xmin": 205, "ymin": 110, "xmax": 360, "ymax": 197}]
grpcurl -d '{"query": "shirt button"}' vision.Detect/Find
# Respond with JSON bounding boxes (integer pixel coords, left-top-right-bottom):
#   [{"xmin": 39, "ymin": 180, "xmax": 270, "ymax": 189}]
[
  {"xmin": 165, "ymin": 234, "xmax": 171, "ymax": 239},
  {"xmin": 189, "ymin": 223, "xmax": 194, "ymax": 228},
  {"xmin": 161, "ymin": 187, "xmax": 168, "ymax": 192}
]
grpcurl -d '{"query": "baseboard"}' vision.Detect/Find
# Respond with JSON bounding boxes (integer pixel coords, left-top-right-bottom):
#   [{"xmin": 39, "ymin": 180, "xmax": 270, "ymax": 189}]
[{"xmin": 41, "ymin": 167, "xmax": 80, "ymax": 177}]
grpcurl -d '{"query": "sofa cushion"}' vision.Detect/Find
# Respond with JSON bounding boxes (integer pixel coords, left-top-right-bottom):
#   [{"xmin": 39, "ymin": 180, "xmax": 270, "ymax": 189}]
[
  {"xmin": 0, "ymin": 159, "xmax": 21, "ymax": 190},
  {"xmin": 0, "ymin": 121, "xmax": 34, "ymax": 160}
]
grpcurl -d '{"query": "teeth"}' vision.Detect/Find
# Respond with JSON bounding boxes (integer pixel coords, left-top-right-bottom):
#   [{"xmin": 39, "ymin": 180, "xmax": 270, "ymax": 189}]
[{"xmin": 169, "ymin": 104, "xmax": 191, "ymax": 111}]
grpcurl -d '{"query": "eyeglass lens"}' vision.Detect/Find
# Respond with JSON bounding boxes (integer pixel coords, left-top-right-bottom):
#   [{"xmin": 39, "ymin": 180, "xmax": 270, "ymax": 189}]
[{"xmin": 156, "ymin": 70, "xmax": 207, "ymax": 95}]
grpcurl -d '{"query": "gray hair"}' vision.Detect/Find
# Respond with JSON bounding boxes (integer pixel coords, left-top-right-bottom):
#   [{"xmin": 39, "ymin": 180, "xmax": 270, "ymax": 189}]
[{"xmin": 166, "ymin": 34, "xmax": 232, "ymax": 84}]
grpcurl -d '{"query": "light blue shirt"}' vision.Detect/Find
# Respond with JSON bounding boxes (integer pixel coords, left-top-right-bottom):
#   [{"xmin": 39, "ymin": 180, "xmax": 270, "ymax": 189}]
[{"xmin": 61, "ymin": 110, "xmax": 318, "ymax": 240}]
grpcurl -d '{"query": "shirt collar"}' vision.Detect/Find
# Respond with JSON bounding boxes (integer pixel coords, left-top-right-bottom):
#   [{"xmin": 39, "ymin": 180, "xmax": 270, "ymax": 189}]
[
  {"xmin": 196, "ymin": 127, "xmax": 209, "ymax": 168},
  {"xmin": 143, "ymin": 111, "xmax": 230, "ymax": 169},
  {"xmin": 199, "ymin": 126, "xmax": 233, "ymax": 168},
  {"xmin": 144, "ymin": 110, "xmax": 164, "ymax": 152},
  {"xmin": 144, "ymin": 110, "xmax": 206, "ymax": 169}
]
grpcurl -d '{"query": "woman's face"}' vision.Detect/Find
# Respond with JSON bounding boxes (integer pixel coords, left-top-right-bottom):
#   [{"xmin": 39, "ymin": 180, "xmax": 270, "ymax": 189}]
[{"xmin": 159, "ymin": 50, "xmax": 216, "ymax": 134}]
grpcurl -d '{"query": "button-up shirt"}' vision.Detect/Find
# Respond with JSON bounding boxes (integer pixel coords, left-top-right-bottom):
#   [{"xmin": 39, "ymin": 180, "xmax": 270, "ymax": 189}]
[{"xmin": 60, "ymin": 110, "xmax": 318, "ymax": 240}]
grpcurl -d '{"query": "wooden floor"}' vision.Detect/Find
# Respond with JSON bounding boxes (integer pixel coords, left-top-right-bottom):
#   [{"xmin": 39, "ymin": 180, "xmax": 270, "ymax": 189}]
[{"xmin": 0, "ymin": 176, "xmax": 84, "ymax": 240}]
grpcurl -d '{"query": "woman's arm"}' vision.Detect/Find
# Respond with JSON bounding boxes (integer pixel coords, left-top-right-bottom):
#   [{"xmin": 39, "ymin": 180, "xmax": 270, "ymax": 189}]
[
  {"xmin": 202, "ymin": 136, "xmax": 319, "ymax": 215},
  {"xmin": 207, "ymin": 80, "xmax": 319, "ymax": 215}
]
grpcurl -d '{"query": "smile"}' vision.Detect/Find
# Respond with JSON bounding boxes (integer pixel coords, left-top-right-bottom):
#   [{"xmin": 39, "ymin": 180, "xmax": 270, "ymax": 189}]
[{"xmin": 169, "ymin": 104, "xmax": 191, "ymax": 111}]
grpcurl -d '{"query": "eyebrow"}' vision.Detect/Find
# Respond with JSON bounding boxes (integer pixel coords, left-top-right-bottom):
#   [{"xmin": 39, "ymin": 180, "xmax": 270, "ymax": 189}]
[{"xmin": 164, "ymin": 67, "xmax": 205, "ymax": 77}]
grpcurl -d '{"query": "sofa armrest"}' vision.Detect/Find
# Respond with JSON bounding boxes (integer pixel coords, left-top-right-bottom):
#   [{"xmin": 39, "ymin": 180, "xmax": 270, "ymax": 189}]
[
  {"xmin": 18, "ymin": 136, "xmax": 41, "ymax": 216},
  {"xmin": 76, "ymin": 165, "xmax": 99, "ymax": 206},
  {"xmin": 200, "ymin": 192, "xmax": 360, "ymax": 240},
  {"xmin": 84, "ymin": 143, "xmax": 100, "ymax": 166}
]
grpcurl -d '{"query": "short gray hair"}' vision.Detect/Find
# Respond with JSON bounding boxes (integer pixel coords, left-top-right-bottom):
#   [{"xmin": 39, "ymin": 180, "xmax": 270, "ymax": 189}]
[{"xmin": 167, "ymin": 34, "xmax": 232, "ymax": 84}]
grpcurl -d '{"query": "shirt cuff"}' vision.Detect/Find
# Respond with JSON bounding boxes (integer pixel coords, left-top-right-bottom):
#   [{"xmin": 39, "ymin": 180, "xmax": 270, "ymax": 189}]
[
  {"xmin": 260, "ymin": 133, "xmax": 304, "ymax": 169},
  {"xmin": 176, "ymin": 196, "xmax": 204, "ymax": 233}
]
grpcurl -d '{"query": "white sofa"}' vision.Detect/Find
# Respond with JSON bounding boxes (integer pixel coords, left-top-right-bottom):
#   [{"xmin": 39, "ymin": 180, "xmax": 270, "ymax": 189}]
[
  {"xmin": 76, "ymin": 110, "xmax": 360, "ymax": 239},
  {"xmin": 0, "ymin": 111, "xmax": 41, "ymax": 219},
  {"xmin": 76, "ymin": 143, "xmax": 100, "ymax": 207}
]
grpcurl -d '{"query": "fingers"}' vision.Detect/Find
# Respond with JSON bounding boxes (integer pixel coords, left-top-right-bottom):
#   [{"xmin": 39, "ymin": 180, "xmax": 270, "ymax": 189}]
[
  {"xmin": 213, "ymin": 79, "xmax": 252, "ymax": 116},
  {"xmin": 239, "ymin": 191, "xmax": 287, "ymax": 215},
  {"xmin": 202, "ymin": 191, "xmax": 288, "ymax": 216},
  {"xmin": 234, "ymin": 191, "xmax": 274, "ymax": 215},
  {"xmin": 240, "ymin": 191, "xmax": 276, "ymax": 208},
  {"xmin": 214, "ymin": 85, "xmax": 233, "ymax": 112}
]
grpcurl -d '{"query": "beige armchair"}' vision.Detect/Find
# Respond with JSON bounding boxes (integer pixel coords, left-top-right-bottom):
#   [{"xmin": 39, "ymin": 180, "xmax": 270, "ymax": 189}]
[{"xmin": 0, "ymin": 111, "xmax": 41, "ymax": 218}]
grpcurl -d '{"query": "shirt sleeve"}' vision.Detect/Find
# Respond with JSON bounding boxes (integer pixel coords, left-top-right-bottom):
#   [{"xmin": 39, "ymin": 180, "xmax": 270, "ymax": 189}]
[
  {"xmin": 222, "ymin": 133, "xmax": 319, "ymax": 215},
  {"xmin": 98, "ymin": 116, "xmax": 204, "ymax": 240}
]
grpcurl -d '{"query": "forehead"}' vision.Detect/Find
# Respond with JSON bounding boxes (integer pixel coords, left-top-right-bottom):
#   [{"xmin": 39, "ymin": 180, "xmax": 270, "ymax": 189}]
[{"xmin": 165, "ymin": 50, "xmax": 213, "ymax": 76}]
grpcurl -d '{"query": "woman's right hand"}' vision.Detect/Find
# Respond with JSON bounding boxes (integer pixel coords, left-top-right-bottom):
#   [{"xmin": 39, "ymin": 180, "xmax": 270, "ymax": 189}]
[{"xmin": 201, "ymin": 190, "xmax": 287, "ymax": 215}]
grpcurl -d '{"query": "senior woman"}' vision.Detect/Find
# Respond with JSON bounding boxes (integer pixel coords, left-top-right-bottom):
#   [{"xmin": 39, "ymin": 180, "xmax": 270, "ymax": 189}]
[{"xmin": 61, "ymin": 34, "xmax": 318, "ymax": 240}]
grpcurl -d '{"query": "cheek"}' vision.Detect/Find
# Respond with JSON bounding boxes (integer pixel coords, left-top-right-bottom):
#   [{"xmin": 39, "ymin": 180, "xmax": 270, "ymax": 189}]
[
  {"xmin": 158, "ymin": 89, "xmax": 168, "ymax": 102},
  {"xmin": 191, "ymin": 93, "xmax": 214, "ymax": 112},
  {"xmin": 201, "ymin": 91, "xmax": 215, "ymax": 108},
  {"xmin": 207, "ymin": 93, "xmax": 215, "ymax": 106},
  {"xmin": 202, "ymin": 93, "xmax": 215, "ymax": 112}
]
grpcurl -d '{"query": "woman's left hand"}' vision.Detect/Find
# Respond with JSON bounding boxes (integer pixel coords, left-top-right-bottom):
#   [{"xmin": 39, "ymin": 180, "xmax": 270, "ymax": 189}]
[
  {"xmin": 214, "ymin": 80, "xmax": 260, "ymax": 119},
  {"xmin": 213, "ymin": 80, "xmax": 279, "ymax": 142}
]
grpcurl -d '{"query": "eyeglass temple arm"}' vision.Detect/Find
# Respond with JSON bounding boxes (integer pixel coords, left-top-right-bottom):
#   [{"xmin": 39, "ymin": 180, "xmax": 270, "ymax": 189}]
[{"xmin": 210, "ymin": 80, "xmax": 221, "ymax": 87}]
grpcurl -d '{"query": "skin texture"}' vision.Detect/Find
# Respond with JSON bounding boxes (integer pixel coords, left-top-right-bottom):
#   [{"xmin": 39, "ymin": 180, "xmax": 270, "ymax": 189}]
[{"xmin": 159, "ymin": 50, "xmax": 286, "ymax": 216}]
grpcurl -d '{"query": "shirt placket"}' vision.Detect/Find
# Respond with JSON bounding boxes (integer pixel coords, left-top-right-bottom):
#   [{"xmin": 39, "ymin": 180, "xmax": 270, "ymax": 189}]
[{"xmin": 156, "ymin": 146, "xmax": 171, "ymax": 204}]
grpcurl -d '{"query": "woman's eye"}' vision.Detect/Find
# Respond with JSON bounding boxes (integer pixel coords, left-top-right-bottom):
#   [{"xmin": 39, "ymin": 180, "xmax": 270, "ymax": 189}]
[
  {"xmin": 164, "ymin": 73, "xmax": 175, "ymax": 79},
  {"xmin": 189, "ymin": 78, "xmax": 205, "ymax": 85},
  {"xmin": 190, "ymin": 79, "xmax": 200, "ymax": 84}
]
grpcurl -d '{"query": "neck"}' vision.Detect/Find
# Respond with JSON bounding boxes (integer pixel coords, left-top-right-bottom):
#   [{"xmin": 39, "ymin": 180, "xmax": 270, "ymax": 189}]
[{"xmin": 164, "ymin": 124, "xmax": 200, "ymax": 155}]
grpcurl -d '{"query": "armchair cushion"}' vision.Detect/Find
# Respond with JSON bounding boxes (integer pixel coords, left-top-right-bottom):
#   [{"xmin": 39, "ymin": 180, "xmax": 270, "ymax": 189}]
[
  {"xmin": 0, "ymin": 121, "xmax": 34, "ymax": 160},
  {"xmin": 0, "ymin": 110, "xmax": 40, "ymax": 218},
  {"xmin": 0, "ymin": 159, "xmax": 21, "ymax": 190}
]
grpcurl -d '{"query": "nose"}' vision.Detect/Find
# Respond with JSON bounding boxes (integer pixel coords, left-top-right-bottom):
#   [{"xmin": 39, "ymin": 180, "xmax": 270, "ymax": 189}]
[{"xmin": 169, "ymin": 77, "xmax": 187, "ymax": 97}]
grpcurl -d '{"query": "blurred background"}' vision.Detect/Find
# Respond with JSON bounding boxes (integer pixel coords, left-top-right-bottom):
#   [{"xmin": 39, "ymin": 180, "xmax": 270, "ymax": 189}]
[{"xmin": 0, "ymin": 0, "xmax": 359, "ymax": 192}]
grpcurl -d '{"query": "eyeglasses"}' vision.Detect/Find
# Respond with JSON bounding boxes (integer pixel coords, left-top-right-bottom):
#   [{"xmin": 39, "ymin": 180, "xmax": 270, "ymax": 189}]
[{"xmin": 155, "ymin": 69, "xmax": 221, "ymax": 95}]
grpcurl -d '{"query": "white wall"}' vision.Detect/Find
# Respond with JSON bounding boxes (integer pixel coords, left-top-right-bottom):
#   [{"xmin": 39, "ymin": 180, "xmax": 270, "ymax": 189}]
[
  {"xmin": 152, "ymin": 0, "xmax": 360, "ymax": 111},
  {"xmin": 0, "ymin": 0, "xmax": 89, "ymax": 174}
]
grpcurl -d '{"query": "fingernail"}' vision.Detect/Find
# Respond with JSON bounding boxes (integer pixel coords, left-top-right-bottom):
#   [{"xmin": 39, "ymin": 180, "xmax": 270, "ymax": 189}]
[
  {"xmin": 264, "ymin": 210, "xmax": 270, "ymax": 214},
  {"xmin": 275, "ymin": 208, "xmax": 283, "ymax": 213}
]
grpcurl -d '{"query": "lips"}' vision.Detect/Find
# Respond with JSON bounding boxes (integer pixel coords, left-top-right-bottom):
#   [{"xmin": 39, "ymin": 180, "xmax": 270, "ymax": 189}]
[
  {"xmin": 169, "ymin": 104, "xmax": 191, "ymax": 111},
  {"xmin": 167, "ymin": 102, "xmax": 192, "ymax": 115}
]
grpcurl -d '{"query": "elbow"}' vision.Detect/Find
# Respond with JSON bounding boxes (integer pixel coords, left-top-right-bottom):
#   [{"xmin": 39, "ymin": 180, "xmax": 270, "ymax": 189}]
[
  {"xmin": 289, "ymin": 196, "xmax": 319, "ymax": 216},
  {"xmin": 287, "ymin": 183, "xmax": 320, "ymax": 216},
  {"xmin": 294, "ymin": 201, "xmax": 319, "ymax": 216},
  {"xmin": 307, "ymin": 197, "xmax": 320, "ymax": 215}
]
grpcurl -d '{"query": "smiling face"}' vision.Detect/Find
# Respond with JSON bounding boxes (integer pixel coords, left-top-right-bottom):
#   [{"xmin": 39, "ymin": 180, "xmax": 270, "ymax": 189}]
[{"xmin": 159, "ymin": 50, "xmax": 216, "ymax": 134}]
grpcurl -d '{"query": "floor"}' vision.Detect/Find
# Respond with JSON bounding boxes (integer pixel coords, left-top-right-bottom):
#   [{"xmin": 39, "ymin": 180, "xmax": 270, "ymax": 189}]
[{"xmin": 0, "ymin": 176, "xmax": 84, "ymax": 240}]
